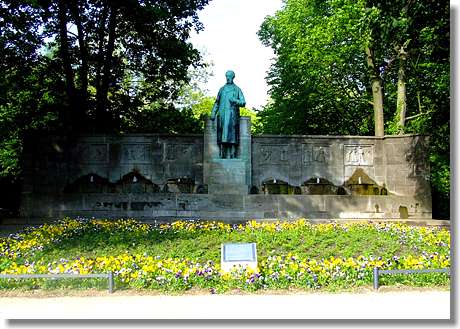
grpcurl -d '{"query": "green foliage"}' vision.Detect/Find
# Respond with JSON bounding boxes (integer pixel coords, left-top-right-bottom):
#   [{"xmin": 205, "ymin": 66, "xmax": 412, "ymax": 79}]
[
  {"xmin": 0, "ymin": 0, "xmax": 210, "ymax": 180},
  {"xmin": 258, "ymin": 0, "xmax": 449, "ymax": 218},
  {"xmin": 0, "ymin": 58, "xmax": 63, "ymax": 181},
  {"xmin": 257, "ymin": 0, "xmax": 374, "ymax": 135},
  {"xmin": 381, "ymin": 1, "xmax": 450, "ymax": 218},
  {"xmin": 119, "ymin": 101, "xmax": 203, "ymax": 134}
]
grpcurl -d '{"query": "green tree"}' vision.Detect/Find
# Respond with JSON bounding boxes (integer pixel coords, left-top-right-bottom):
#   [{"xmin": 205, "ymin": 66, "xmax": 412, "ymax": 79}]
[
  {"xmin": 258, "ymin": 0, "xmax": 376, "ymax": 136},
  {"xmin": 50, "ymin": 0, "xmax": 210, "ymax": 131},
  {"xmin": 258, "ymin": 0, "xmax": 449, "ymax": 218},
  {"xmin": 368, "ymin": 0, "xmax": 449, "ymax": 218},
  {"xmin": 0, "ymin": 0, "xmax": 210, "ymax": 171},
  {"xmin": 0, "ymin": 0, "xmax": 210, "ymax": 213}
]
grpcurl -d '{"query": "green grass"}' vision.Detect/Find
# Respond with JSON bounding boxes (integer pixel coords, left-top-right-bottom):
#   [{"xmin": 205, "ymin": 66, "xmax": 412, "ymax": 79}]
[
  {"xmin": 24, "ymin": 221, "xmax": 441, "ymax": 264},
  {"xmin": 0, "ymin": 219, "xmax": 450, "ymax": 293}
]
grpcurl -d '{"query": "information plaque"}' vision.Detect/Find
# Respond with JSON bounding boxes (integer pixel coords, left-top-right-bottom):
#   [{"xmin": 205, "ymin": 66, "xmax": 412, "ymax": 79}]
[{"xmin": 221, "ymin": 242, "xmax": 257, "ymax": 272}]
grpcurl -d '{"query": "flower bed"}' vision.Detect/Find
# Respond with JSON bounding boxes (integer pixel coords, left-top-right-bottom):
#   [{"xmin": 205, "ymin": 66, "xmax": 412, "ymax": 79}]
[{"xmin": 0, "ymin": 218, "xmax": 450, "ymax": 292}]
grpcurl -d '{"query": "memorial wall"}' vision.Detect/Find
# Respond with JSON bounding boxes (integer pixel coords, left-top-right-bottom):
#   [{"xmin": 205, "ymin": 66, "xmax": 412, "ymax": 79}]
[{"xmin": 20, "ymin": 118, "xmax": 432, "ymax": 222}]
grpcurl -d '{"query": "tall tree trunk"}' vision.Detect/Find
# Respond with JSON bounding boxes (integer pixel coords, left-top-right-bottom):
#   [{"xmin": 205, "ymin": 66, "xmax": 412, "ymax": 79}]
[
  {"xmin": 95, "ymin": 3, "xmax": 109, "ymax": 122},
  {"xmin": 395, "ymin": 46, "xmax": 407, "ymax": 134},
  {"xmin": 96, "ymin": 4, "xmax": 116, "ymax": 128},
  {"xmin": 365, "ymin": 45, "xmax": 384, "ymax": 137},
  {"xmin": 69, "ymin": 0, "xmax": 89, "ymax": 127},
  {"xmin": 70, "ymin": 1, "xmax": 88, "ymax": 103},
  {"xmin": 57, "ymin": 0, "xmax": 75, "ymax": 126},
  {"xmin": 394, "ymin": 0, "xmax": 411, "ymax": 135},
  {"xmin": 101, "ymin": 7, "xmax": 117, "ymax": 103}
]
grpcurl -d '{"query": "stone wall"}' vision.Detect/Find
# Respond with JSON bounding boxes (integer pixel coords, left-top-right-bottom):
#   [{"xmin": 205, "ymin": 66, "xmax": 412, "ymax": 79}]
[
  {"xmin": 20, "ymin": 193, "xmax": 431, "ymax": 221},
  {"xmin": 251, "ymin": 134, "xmax": 431, "ymax": 197},
  {"xmin": 20, "ymin": 118, "xmax": 432, "ymax": 221},
  {"xmin": 22, "ymin": 134, "xmax": 205, "ymax": 195}
]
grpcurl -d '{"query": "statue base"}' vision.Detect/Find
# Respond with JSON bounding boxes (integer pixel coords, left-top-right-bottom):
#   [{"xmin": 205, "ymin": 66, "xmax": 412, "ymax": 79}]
[
  {"xmin": 206, "ymin": 159, "xmax": 249, "ymax": 195},
  {"xmin": 203, "ymin": 117, "xmax": 251, "ymax": 195}
]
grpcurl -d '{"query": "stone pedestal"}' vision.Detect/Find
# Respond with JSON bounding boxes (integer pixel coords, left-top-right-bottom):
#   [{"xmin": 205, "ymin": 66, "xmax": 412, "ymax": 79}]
[{"xmin": 204, "ymin": 117, "xmax": 251, "ymax": 194}]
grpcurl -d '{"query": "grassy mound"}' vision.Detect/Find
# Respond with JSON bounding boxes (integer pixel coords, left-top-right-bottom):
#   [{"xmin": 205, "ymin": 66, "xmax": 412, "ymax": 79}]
[{"xmin": 0, "ymin": 218, "xmax": 450, "ymax": 292}]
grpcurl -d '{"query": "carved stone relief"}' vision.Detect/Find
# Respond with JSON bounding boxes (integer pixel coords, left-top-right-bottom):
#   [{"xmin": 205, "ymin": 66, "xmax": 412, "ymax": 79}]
[
  {"xmin": 121, "ymin": 144, "xmax": 152, "ymax": 163},
  {"xmin": 258, "ymin": 144, "xmax": 289, "ymax": 164},
  {"xmin": 302, "ymin": 144, "xmax": 330, "ymax": 164},
  {"xmin": 165, "ymin": 144, "xmax": 195, "ymax": 161},
  {"xmin": 76, "ymin": 143, "xmax": 108, "ymax": 164},
  {"xmin": 344, "ymin": 145, "xmax": 373, "ymax": 166}
]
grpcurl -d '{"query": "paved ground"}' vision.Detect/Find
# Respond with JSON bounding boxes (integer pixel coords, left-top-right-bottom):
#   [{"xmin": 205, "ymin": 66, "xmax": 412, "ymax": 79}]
[{"xmin": 0, "ymin": 290, "xmax": 451, "ymax": 319}]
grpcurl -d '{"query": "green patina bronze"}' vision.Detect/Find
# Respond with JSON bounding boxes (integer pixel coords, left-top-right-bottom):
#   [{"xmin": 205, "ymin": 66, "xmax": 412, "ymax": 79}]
[{"xmin": 211, "ymin": 70, "xmax": 246, "ymax": 158}]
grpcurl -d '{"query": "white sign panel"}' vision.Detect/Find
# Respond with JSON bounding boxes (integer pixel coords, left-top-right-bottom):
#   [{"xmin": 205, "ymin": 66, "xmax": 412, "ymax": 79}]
[{"xmin": 221, "ymin": 243, "xmax": 258, "ymax": 272}]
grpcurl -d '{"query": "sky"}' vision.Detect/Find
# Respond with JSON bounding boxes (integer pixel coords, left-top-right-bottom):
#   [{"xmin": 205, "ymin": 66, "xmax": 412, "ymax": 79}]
[{"xmin": 190, "ymin": 0, "xmax": 284, "ymax": 110}]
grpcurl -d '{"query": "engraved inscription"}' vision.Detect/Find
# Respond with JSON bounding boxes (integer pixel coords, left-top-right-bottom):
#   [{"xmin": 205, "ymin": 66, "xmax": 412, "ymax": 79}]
[
  {"xmin": 344, "ymin": 145, "xmax": 373, "ymax": 166},
  {"xmin": 94, "ymin": 201, "xmax": 128, "ymax": 210},
  {"xmin": 302, "ymin": 144, "xmax": 330, "ymax": 164},
  {"xmin": 121, "ymin": 144, "xmax": 151, "ymax": 163},
  {"xmin": 258, "ymin": 144, "xmax": 289, "ymax": 164},
  {"xmin": 77, "ymin": 143, "xmax": 108, "ymax": 164}
]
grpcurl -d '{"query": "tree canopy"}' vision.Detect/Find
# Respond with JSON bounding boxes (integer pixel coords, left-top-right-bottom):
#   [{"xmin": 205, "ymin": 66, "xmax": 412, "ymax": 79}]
[
  {"xmin": 258, "ymin": 0, "xmax": 449, "ymax": 218},
  {"xmin": 0, "ymin": 0, "xmax": 209, "ymax": 177},
  {"xmin": 0, "ymin": 0, "xmax": 450, "ymax": 218}
]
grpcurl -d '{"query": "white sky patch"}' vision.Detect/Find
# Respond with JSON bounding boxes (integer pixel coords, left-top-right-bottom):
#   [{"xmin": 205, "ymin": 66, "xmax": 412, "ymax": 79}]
[{"xmin": 190, "ymin": 0, "xmax": 283, "ymax": 110}]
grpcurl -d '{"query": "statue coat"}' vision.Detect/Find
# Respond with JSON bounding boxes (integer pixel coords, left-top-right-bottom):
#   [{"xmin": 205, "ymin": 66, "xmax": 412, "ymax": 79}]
[{"xmin": 211, "ymin": 83, "xmax": 246, "ymax": 145}]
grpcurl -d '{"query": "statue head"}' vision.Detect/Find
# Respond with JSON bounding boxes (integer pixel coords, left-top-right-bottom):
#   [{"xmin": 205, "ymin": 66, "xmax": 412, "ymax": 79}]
[{"xmin": 225, "ymin": 70, "xmax": 235, "ymax": 84}]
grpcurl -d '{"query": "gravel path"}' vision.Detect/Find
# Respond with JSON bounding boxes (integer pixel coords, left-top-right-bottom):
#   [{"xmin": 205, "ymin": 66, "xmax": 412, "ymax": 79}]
[{"xmin": 0, "ymin": 290, "xmax": 451, "ymax": 319}]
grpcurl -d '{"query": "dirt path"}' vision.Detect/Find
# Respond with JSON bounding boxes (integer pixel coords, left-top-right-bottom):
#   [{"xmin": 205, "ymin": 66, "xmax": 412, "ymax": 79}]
[
  {"xmin": 0, "ymin": 290, "xmax": 450, "ymax": 319},
  {"xmin": 0, "ymin": 285, "xmax": 450, "ymax": 298}
]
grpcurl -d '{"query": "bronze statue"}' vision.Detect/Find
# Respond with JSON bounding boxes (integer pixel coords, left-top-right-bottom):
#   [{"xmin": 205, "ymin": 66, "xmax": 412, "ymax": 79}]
[{"xmin": 210, "ymin": 70, "xmax": 246, "ymax": 158}]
